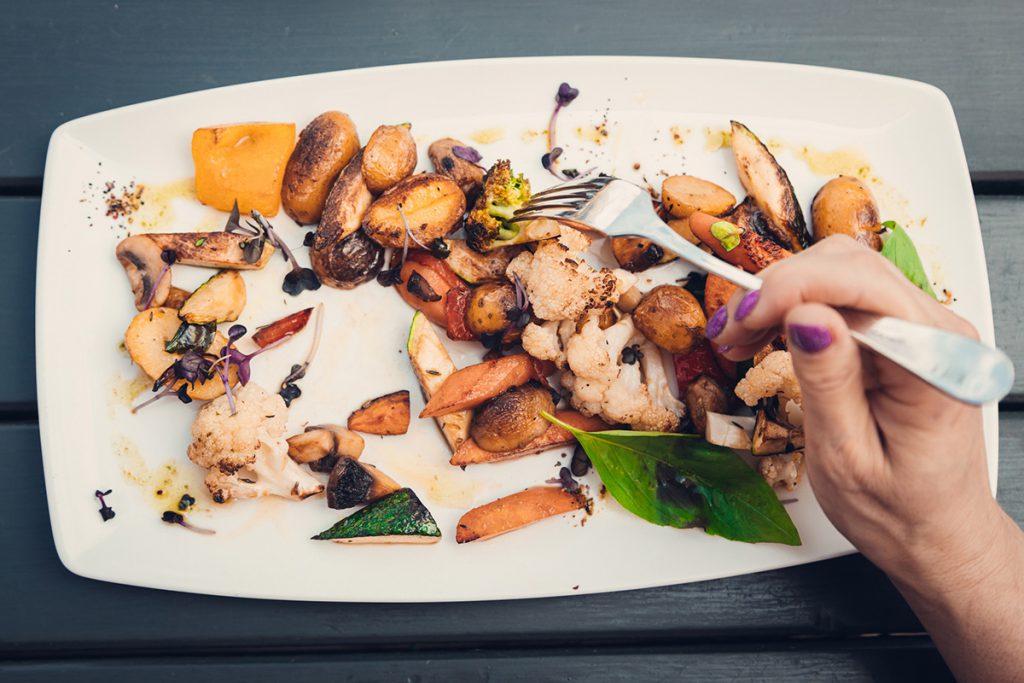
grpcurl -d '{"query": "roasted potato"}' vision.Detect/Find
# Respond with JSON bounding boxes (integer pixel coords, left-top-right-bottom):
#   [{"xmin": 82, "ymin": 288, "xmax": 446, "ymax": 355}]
[
  {"xmin": 428, "ymin": 137, "xmax": 485, "ymax": 197},
  {"xmin": 361, "ymin": 124, "xmax": 417, "ymax": 194},
  {"xmin": 685, "ymin": 375, "xmax": 728, "ymax": 435},
  {"xmin": 811, "ymin": 176, "xmax": 882, "ymax": 250},
  {"xmin": 316, "ymin": 151, "xmax": 373, "ymax": 249},
  {"xmin": 661, "ymin": 175, "xmax": 736, "ymax": 218},
  {"xmin": 666, "ymin": 217, "xmax": 700, "ymax": 244},
  {"xmin": 363, "ymin": 173, "xmax": 466, "ymax": 248},
  {"xmin": 703, "ymin": 273, "xmax": 738, "ymax": 318},
  {"xmin": 611, "ymin": 237, "xmax": 675, "ymax": 272},
  {"xmin": 632, "ymin": 285, "xmax": 706, "ymax": 354},
  {"xmin": 178, "ymin": 270, "xmax": 245, "ymax": 324},
  {"xmin": 466, "ymin": 282, "xmax": 518, "ymax": 336},
  {"xmin": 124, "ymin": 307, "xmax": 237, "ymax": 400},
  {"xmin": 470, "ymin": 383, "xmax": 555, "ymax": 453},
  {"xmin": 282, "ymin": 111, "xmax": 360, "ymax": 225},
  {"xmin": 311, "ymin": 229, "xmax": 384, "ymax": 290},
  {"xmin": 192, "ymin": 122, "xmax": 295, "ymax": 216}
]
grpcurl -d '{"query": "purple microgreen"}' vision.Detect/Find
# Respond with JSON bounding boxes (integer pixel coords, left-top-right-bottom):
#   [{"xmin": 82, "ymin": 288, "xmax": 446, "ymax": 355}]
[
  {"xmin": 277, "ymin": 303, "xmax": 324, "ymax": 403},
  {"xmin": 558, "ymin": 466, "xmax": 580, "ymax": 493},
  {"xmin": 131, "ymin": 351, "xmax": 208, "ymax": 413},
  {"xmin": 303, "ymin": 231, "xmax": 315, "ymax": 247},
  {"xmin": 398, "ymin": 205, "xmax": 429, "ymax": 251},
  {"xmin": 141, "ymin": 249, "xmax": 177, "ymax": 310},
  {"xmin": 95, "ymin": 489, "xmax": 115, "ymax": 522},
  {"xmin": 452, "ymin": 145, "xmax": 484, "ymax": 168},
  {"xmin": 228, "ymin": 325, "xmax": 247, "ymax": 343},
  {"xmin": 224, "ymin": 200, "xmax": 257, "ymax": 236},
  {"xmin": 513, "ymin": 273, "xmax": 529, "ymax": 311},
  {"xmin": 177, "ymin": 493, "xmax": 196, "ymax": 511},
  {"xmin": 247, "ymin": 210, "xmax": 322, "ymax": 296},
  {"xmin": 214, "ymin": 327, "xmax": 291, "ymax": 387},
  {"xmin": 429, "ymin": 237, "xmax": 450, "ymax": 260},
  {"xmin": 214, "ymin": 364, "xmax": 236, "ymax": 416},
  {"xmin": 546, "ymin": 82, "xmax": 579, "ymax": 179},
  {"xmin": 161, "ymin": 510, "xmax": 215, "ymax": 535}
]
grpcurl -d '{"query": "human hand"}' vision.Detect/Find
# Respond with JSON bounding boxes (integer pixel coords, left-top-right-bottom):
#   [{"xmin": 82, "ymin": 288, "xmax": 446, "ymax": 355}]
[{"xmin": 706, "ymin": 235, "xmax": 1003, "ymax": 581}]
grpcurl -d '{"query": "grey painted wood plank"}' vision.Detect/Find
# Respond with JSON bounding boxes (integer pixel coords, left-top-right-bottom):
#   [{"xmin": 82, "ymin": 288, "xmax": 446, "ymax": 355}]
[
  {"xmin": 2, "ymin": 411, "xmax": 1022, "ymax": 657},
  {"xmin": 6, "ymin": 195, "xmax": 1021, "ymax": 407},
  {"xmin": 2, "ymin": 0, "xmax": 1023, "ymax": 179},
  {"xmin": 0, "ymin": 642, "xmax": 954, "ymax": 683}
]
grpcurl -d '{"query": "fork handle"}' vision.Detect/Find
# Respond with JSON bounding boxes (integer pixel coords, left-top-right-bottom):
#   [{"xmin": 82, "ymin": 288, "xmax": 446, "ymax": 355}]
[{"xmin": 645, "ymin": 223, "xmax": 1014, "ymax": 405}]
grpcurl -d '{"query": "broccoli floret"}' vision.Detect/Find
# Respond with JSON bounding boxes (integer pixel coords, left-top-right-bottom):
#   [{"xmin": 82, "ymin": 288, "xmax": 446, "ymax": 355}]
[{"xmin": 465, "ymin": 160, "xmax": 532, "ymax": 252}]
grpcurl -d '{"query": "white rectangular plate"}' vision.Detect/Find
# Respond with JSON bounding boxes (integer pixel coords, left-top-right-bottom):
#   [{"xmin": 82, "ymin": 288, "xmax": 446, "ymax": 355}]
[{"xmin": 37, "ymin": 56, "xmax": 997, "ymax": 602}]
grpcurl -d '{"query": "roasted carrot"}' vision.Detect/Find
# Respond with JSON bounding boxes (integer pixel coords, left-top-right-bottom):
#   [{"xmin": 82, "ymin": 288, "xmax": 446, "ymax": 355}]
[
  {"xmin": 450, "ymin": 410, "xmax": 609, "ymax": 466},
  {"xmin": 348, "ymin": 390, "xmax": 411, "ymax": 435},
  {"xmin": 703, "ymin": 273, "xmax": 739, "ymax": 318},
  {"xmin": 456, "ymin": 486, "xmax": 588, "ymax": 543},
  {"xmin": 690, "ymin": 211, "xmax": 790, "ymax": 274},
  {"xmin": 419, "ymin": 354, "xmax": 539, "ymax": 418}
]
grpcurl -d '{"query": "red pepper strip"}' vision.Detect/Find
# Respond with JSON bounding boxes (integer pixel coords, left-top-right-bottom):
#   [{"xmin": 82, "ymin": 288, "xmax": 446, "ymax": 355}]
[
  {"xmin": 445, "ymin": 285, "xmax": 476, "ymax": 341},
  {"xmin": 673, "ymin": 341, "xmax": 727, "ymax": 394},
  {"xmin": 252, "ymin": 308, "xmax": 313, "ymax": 348}
]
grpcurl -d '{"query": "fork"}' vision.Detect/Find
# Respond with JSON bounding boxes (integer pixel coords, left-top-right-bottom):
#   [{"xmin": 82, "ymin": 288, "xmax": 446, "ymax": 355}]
[{"xmin": 512, "ymin": 175, "xmax": 1015, "ymax": 406}]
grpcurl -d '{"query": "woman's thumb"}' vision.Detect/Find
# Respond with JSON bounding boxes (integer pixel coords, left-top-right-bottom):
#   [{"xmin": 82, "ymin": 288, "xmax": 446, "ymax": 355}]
[{"xmin": 785, "ymin": 303, "xmax": 872, "ymax": 440}]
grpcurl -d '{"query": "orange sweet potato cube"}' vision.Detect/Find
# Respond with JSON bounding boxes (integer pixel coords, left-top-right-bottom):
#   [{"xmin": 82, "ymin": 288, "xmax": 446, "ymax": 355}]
[{"xmin": 191, "ymin": 122, "xmax": 296, "ymax": 216}]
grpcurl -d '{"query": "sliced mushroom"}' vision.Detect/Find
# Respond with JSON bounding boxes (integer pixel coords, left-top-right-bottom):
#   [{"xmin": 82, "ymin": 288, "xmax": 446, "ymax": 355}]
[
  {"xmin": 685, "ymin": 375, "xmax": 729, "ymax": 435},
  {"xmin": 116, "ymin": 235, "xmax": 171, "ymax": 310},
  {"xmin": 751, "ymin": 409, "xmax": 790, "ymax": 456},
  {"xmin": 287, "ymin": 424, "xmax": 365, "ymax": 473}
]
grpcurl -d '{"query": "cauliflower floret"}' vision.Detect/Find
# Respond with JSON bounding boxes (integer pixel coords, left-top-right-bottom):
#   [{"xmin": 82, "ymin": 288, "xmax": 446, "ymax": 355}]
[
  {"xmin": 187, "ymin": 383, "xmax": 323, "ymax": 504},
  {"xmin": 734, "ymin": 351, "xmax": 802, "ymax": 407},
  {"xmin": 557, "ymin": 314, "xmax": 685, "ymax": 432},
  {"xmin": 758, "ymin": 451, "xmax": 805, "ymax": 491},
  {"xmin": 520, "ymin": 319, "xmax": 577, "ymax": 369},
  {"xmin": 506, "ymin": 228, "xmax": 636, "ymax": 322}
]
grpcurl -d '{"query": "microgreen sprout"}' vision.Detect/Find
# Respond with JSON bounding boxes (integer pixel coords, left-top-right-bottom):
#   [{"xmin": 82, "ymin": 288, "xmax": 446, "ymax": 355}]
[
  {"xmin": 142, "ymin": 249, "xmax": 177, "ymax": 310},
  {"xmin": 277, "ymin": 303, "xmax": 324, "ymax": 406},
  {"xmin": 452, "ymin": 145, "xmax": 484, "ymax": 168},
  {"xmin": 161, "ymin": 510, "xmax": 215, "ymax": 535},
  {"xmin": 224, "ymin": 201, "xmax": 321, "ymax": 296},
  {"xmin": 545, "ymin": 466, "xmax": 580, "ymax": 493},
  {"xmin": 95, "ymin": 489, "xmax": 115, "ymax": 521},
  {"xmin": 130, "ymin": 350, "xmax": 211, "ymax": 413},
  {"xmin": 544, "ymin": 82, "xmax": 579, "ymax": 179}
]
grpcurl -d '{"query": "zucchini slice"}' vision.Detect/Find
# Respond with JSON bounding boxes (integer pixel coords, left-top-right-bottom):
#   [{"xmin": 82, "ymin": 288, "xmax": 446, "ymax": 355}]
[
  {"xmin": 179, "ymin": 270, "xmax": 246, "ymax": 324},
  {"xmin": 730, "ymin": 121, "xmax": 809, "ymax": 251},
  {"xmin": 313, "ymin": 488, "xmax": 441, "ymax": 544},
  {"xmin": 406, "ymin": 311, "xmax": 471, "ymax": 451}
]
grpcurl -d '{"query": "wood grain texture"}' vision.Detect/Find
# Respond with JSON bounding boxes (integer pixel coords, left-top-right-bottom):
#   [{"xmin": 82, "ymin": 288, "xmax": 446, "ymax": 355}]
[
  {"xmin": 5, "ymin": 195, "xmax": 1020, "ymax": 407},
  {"xmin": 0, "ymin": 641, "xmax": 954, "ymax": 683},
  {"xmin": 1, "ymin": 412, "xmax": 1022, "ymax": 658},
  {"xmin": 1, "ymin": 0, "xmax": 1023, "ymax": 179}
]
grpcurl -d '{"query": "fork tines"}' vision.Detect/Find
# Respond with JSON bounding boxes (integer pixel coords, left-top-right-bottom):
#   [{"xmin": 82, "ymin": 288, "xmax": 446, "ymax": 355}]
[{"xmin": 513, "ymin": 174, "xmax": 612, "ymax": 221}]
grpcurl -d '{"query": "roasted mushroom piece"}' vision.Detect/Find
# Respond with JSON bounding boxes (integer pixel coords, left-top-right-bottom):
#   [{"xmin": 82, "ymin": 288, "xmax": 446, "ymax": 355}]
[
  {"xmin": 751, "ymin": 408, "xmax": 790, "ymax": 456},
  {"xmin": 311, "ymin": 229, "xmax": 384, "ymax": 290},
  {"xmin": 469, "ymin": 383, "xmax": 555, "ymax": 453},
  {"xmin": 684, "ymin": 375, "xmax": 729, "ymax": 435},
  {"xmin": 116, "ymin": 235, "xmax": 172, "ymax": 310},
  {"xmin": 287, "ymin": 424, "xmax": 365, "ymax": 473},
  {"xmin": 326, "ymin": 456, "xmax": 400, "ymax": 509}
]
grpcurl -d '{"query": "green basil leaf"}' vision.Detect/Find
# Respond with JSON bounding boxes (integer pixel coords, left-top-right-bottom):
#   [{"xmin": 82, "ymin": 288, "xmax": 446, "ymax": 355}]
[
  {"xmin": 545, "ymin": 414, "xmax": 800, "ymax": 546},
  {"xmin": 880, "ymin": 221, "xmax": 937, "ymax": 299}
]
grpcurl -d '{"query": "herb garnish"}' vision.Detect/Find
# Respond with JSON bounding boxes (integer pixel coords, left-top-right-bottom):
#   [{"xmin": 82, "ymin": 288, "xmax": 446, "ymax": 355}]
[
  {"xmin": 429, "ymin": 237, "xmax": 450, "ymax": 259},
  {"xmin": 95, "ymin": 489, "xmax": 115, "ymax": 521},
  {"xmin": 164, "ymin": 322, "xmax": 216, "ymax": 354},
  {"xmin": 880, "ymin": 220, "xmax": 937, "ymax": 299},
  {"xmin": 161, "ymin": 510, "xmax": 215, "ymax": 535},
  {"xmin": 142, "ymin": 249, "xmax": 177, "ymax": 310},
  {"xmin": 277, "ymin": 303, "xmax": 324, "ymax": 406},
  {"xmin": 452, "ymin": 145, "xmax": 484, "ymax": 166},
  {"xmin": 543, "ymin": 413, "xmax": 801, "ymax": 545},
  {"xmin": 544, "ymin": 82, "xmax": 580, "ymax": 179},
  {"xmin": 177, "ymin": 493, "xmax": 196, "ymax": 511},
  {"xmin": 131, "ymin": 350, "xmax": 211, "ymax": 413},
  {"xmin": 621, "ymin": 344, "xmax": 644, "ymax": 365},
  {"xmin": 224, "ymin": 201, "xmax": 321, "ymax": 296}
]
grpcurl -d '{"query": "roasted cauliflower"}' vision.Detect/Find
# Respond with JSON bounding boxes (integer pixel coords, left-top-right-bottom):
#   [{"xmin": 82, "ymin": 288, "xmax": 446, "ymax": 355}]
[
  {"xmin": 734, "ymin": 350, "xmax": 802, "ymax": 407},
  {"xmin": 506, "ymin": 227, "xmax": 636, "ymax": 322},
  {"xmin": 187, "ymin": 383, "xmax": 324, "ymax": 503}
]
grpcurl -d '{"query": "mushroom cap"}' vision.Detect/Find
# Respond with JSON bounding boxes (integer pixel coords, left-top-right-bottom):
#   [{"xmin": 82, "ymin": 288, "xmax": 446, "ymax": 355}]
[{"xmin": 115, "ymin": 235, "xmax": 171, "ymax": 310}]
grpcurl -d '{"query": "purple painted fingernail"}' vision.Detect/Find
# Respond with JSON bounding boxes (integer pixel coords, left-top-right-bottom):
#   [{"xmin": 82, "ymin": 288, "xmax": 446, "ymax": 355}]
[
  {"xmin": 734, "ymin": 290, "xmax": 760, "ymax": 321},
  {"xmin": 788, "ymin": 324, "xmax": 833, "ymax": 353},
  {"xmin": 705, "ymin": 306, "xmax": 728, "ymax": 339}
]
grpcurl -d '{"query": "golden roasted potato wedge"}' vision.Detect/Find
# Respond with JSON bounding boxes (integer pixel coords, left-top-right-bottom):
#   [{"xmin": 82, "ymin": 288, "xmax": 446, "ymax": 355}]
[
  {"xmin": 811, "ymin": 176, "xmax": 882, "ymax": 249},
  {"xmin": 347, "ymin": 390, "xmax": 411, "ymax": 435},
  {"xmin": 456, "ymin": 486, "xmax": 588, "ymax": 543},
  {"xmin": 361, "ymin": 124, "xmax": 417, "ymax": 194},
  {"xmin": 124, "ymin": 307, "xmax": 237, "ymax": 400},
  {"xmin": 363, "ymin": 173, "xmax": 466, "ymax": 248},
  {"xmin": 661, "ymin": 175, "xmax": 736, "ymax": 218},
  {"xmin": 316, "ymin": 150, "xmax": 374, "ymax": 248},
  {"xmin": 282, "ymin": 111, "xmax": 360, "ymax": 225},
  {"xmin": 144, "ymin": 232, "xmax": 274, "ymax": 269},
  {"xmin": 428, "ymin": 137, "xmax": 485, "ymax": 197},
  {"xmin": 179, "ymin": 270, "xmax": 246, "ymax": 324}
]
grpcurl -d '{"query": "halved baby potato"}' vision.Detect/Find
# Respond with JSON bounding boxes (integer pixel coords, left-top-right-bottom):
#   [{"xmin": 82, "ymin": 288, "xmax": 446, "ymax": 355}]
[
  {"xmin": 661, "ymin": 175, "xmax": 736, "ymax": 218},
  {"xmin": 363, "ymin": 173, "xmax": 466, "ymax": 248},
  {"xmin": 124, "ymin": 307, "xmax": 237, "ymax": 400},
  {"xmin": 361, "ymin": 124, "xmax": 417, "ymax": 194},
  {"xmin": 282, "ymin": 111, "xmax": 361, "ymax": 225},
  {"xmin": 179, "ymin": 270, "xmax": 246, "ymax": 324}
]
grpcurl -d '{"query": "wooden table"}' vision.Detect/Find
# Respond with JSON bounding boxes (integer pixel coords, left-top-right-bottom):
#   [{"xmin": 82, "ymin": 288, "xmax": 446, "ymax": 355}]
[{"xmin": 3, "ymin": 2, "xmax": 1022, "ymax": 680}]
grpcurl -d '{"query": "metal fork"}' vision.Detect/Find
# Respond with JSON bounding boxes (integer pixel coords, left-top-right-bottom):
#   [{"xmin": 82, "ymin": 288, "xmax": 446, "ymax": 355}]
[{"xmin": 513, "ymin": 175, "xmax": 1014, "ymax": 405}]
